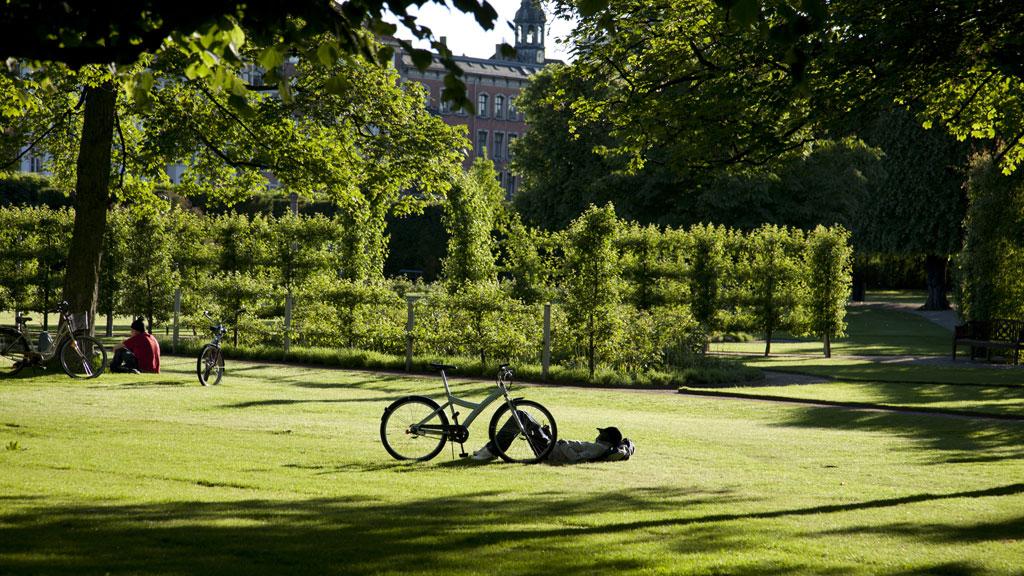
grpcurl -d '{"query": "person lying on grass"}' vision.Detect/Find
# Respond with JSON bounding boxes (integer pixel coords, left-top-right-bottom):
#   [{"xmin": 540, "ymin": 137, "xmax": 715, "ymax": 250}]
[
  {"xmin": 110, "ymin": 317, "xmax": 161, "ymax": 374},
  {"xmin": 473, "ymin": 421, "xmax": 635, "ymax": 464}
]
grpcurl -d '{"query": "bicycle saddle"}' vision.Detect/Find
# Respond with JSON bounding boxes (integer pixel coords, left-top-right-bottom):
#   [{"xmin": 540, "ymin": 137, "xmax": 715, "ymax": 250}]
[{"xmin": 430, "ymin": 362, "xmax": 458, "ymax": 371}]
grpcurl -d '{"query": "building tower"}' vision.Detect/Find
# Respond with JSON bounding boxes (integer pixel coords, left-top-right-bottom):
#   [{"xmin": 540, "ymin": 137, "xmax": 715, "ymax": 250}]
[{"xmin": 514, "ymin": 0, "xmax": 546, "ymax": 65}]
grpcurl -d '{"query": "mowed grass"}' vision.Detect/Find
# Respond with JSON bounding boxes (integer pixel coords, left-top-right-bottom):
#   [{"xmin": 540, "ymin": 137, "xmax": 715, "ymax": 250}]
[
  {"xmin": 712, "ymin": 303, "xmax": 954, "ymax": 357},
  {"xmin": 684, "ymin": 379, "xmax": 1024, "ymax": 418},
  {"xmin": 2, "ymin": 358, "xmax": 1024, "ymax": 575}
]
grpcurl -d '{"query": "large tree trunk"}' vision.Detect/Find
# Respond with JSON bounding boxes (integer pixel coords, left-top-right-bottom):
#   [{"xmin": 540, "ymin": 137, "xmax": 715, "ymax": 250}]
[
  {"xmin": 922, "ymin": 254, "xmax": 951, "ymax": 311},
  {"xmin": 62, "ymin": 81, "xmax": 116, "ymax": 336}
]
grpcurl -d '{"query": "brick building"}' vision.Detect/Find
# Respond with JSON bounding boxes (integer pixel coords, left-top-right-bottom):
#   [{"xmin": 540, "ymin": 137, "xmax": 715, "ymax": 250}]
[{"xmin": 391, "ymin": 0, "xmax": 555, "ymax": 198}]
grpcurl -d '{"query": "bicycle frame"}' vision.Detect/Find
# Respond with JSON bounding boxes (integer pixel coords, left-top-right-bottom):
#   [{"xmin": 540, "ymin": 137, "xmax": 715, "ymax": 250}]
[
  {"xmin": 411, "ymin": 367, "xmax": 526, "ymax": 441},
  {"xmin": 16, "ymin": 308, "xmax": 81, "ymax": 361},
  {"xmin": 202, "ymin": 311, "xmax": 229, "ymax": 348}
]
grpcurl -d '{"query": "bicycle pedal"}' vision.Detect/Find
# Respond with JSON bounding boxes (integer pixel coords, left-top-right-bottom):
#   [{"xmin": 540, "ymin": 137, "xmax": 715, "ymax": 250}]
[{"xmin": 459, "ymin": 453, "xmax": 469, "ymax": 458}]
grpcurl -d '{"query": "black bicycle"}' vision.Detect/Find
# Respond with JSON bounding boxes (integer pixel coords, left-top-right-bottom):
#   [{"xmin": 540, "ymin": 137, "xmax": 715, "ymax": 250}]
[
  {"xmin": 196, "ymin": 309, "xmax": 243, "ymax": 386},
  {"xmin": 0, "ymin": 301, "xmax": 107, "ymax": 379}
]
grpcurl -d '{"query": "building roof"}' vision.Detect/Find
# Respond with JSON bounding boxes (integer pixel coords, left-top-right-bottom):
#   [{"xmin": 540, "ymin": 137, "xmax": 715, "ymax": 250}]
[{"xmin": 397, "ymin": 50, "xmax": 547, "ymax": 81}]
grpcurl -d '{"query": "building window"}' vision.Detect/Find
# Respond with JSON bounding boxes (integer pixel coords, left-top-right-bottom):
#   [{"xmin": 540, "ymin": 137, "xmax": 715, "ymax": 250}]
[
  {"xmin": 494, "ymin": 132, "xmax": 505, "ymax": 160},
  {"xmin": 29, "ymin": 156, "xmax": 43, "ymax": 173},
  {"xmin": 243, "ymin": 65, "xmax": 264, "ymax": 86},
  {"xmin": 507, "ymin": 174, "xmax": 517, "ymax": 199},
  {"xmin": 494, "ymin": 95, "xmax": 504, "ymax": 120},
  {"xmin": 508, "ymin": 97, "xmax": 517, "ymax": 121},
  {"xmin": 439, "ymin": 95, "xmax": 450, "ymax": 114},
  {"xmin": 477, "ymin": 93, "xmax": 489, "ymax": 117},
  {"xmin": 507, "ymin": 133, "xmax": 517, "ymax": 159},
  {"xmin": 477, "ymin": 130, "xmax": 488, "ymax": 158}
]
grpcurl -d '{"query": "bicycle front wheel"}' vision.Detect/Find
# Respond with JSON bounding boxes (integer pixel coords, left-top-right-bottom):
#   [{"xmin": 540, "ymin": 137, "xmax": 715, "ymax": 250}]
[
  {"xmin": 0, "ymin": 328, "xmax": 30, "ymax": 377},
  {"xmin": 380, "ymin": 396, "xmax": 449, "ymax": 461},
  {"xmin": 488, "ymin": 399, "xmax": 558, "ymax": 464},
  {"xmin": 196, "ymin": 345, "xmax": 224, "ymax": 386},
  {"xmin": 59, "ymin": 335, "xmax": 107, "ymax": 379}
]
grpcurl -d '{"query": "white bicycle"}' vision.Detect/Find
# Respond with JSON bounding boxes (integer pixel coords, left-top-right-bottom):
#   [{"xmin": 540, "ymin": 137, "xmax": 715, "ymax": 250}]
[{"xmin": 380, "ymin": 364, "xmax": 558, "ymax": 463}]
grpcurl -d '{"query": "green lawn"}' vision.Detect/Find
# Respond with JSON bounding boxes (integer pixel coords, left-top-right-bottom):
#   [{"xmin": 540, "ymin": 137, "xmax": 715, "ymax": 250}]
[
  {"xmin": 684, "ymin": 379, "xmax": 1024, "ymax": 418},
  {"xmin": 3, "ymin": 358, "xmax": 1024, "ymax": 575},
  {"xmin": 747, "ymin": 357, "xmax": 1024, "ymax": 387},
  {"xmin": 712, "ymin": 304, "xmax": 953, "ymax": 357}
]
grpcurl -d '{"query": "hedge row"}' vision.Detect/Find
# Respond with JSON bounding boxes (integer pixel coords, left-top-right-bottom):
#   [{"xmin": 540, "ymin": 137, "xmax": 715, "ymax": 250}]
[{"xmin": 0, "ymin": 203, "xmax": 852, "ymax": 381}]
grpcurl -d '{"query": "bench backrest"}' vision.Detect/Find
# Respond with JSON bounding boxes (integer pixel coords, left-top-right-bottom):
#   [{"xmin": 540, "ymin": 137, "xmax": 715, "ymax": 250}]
[{"xmin": 963, "ymin": 319, "xmax": 1024, "ymax": 342}]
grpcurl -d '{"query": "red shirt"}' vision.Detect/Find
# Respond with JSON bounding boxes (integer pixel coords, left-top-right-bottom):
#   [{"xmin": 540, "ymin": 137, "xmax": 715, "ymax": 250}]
[{"xmin": 123, "ymin": 332, "xmax": 161, "ymax": 373}]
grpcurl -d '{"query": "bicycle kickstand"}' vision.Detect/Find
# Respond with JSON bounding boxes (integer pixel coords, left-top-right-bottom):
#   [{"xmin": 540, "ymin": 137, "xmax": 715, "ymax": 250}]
[{"xmin": 451, "ymin": 412, "xmax": 469, "ymax": 459}]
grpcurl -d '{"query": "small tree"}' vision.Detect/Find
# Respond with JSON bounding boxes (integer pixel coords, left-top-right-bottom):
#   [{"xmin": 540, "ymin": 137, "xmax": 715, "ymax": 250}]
[
  {"xmin": 560, "ymin": 203, "xmax": 623, "ymax": 379},
  {"xmin": 497, "ymin": 209, "xmax": 550, "ymax": 304},
  {"xmin": 116, "ymin": 207, "xmax": 177, "ymax": 333},
  {"xmin": 686, "ymin": 223, "xmax": 729, "ymax": 346},
  {"xmin": 804, "ymin": 225, "xmax": 853, "ymax": 358},
  {"xmin": 28, "ymin": 207, "xmax": 73, "ymax": 329},
  {"xmin": 742, "ymin": 225, "xmax": 808, "ymax": 356},
  {"xmin": 442, "ymin": 158, "xmax": 504, "ymax": 289},
  {"xmin": 619, "ymin": 223, "xmax": 665, "ymax": 310},
  {"xmin": 0, "ymin": 207, "xmax": 40, "ymax": 315}
]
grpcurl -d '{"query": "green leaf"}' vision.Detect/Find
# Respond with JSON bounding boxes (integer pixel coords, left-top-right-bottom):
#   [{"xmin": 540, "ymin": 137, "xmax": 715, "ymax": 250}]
[
  {"xmin": 372, "ymin": 20, "xmax": 397, "ymax": 36},
  {"xmin": 229, "ymin": 76, "xmax": 248, "ymax": 97},
  {"xmin": 324, "ymin": 74, "xmax": 351, "ymax": 95},
  {"xmin": 227, "ymin": 93, "xmax": 254, "ymax": 117},
  {"xmin": 278, "ymin": 79, "xmax": 293, "ymax": 103},
  {"xmin": 258, "ymin": 46, "xmax": 286, "ymax": 70},
  {"xmin": 228, "ymin": 25, "xmax": 246, "ymax": 50},
  {"xmin": 410, "ymin": 48, "xmax": 433, "ymax": 71},
  {"xmin": 317, "ymin": 42, "xmax": 340, "ymax": 66}
]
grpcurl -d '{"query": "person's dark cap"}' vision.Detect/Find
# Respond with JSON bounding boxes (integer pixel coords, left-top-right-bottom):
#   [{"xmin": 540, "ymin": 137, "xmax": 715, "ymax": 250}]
[
  {"xmin": 596, "ymin": 427, "xmax": 622, "ymax": 445},
  {"xmin": 131, "ymin": 317, "xmax": 146, "ymax": 332}
]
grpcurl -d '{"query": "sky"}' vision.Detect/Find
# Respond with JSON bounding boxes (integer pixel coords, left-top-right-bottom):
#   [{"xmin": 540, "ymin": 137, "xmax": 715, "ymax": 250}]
[{"xmin": 388, "ymin": 0, "xmax": 577, "ymax": 62}]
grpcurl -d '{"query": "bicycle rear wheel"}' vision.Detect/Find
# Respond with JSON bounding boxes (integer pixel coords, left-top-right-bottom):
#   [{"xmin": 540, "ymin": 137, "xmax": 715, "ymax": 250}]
[
  {"xmin": 380, "ymin": 396, "xmax": 449, "ymax": 461},
  {"xmin": 0, "ymin": 328, "xmax": 30, "ymax": 377},
  {"xmin": 196, "ymin": 344, "xmax": 224, "ymax": 386},
  {"xmin": 59, "ymin": 335, "xmax": 107, "ymax": 379},
  {"xmin": 488, "ymin": 399, "xmax": 558, "ymax": 464}
]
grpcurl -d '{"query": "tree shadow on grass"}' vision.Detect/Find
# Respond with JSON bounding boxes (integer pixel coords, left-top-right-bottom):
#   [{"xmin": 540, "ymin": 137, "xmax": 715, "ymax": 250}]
[
  {"xmin": 820, "ymin": 515, "xmax": 1024, "ymax": 545},
  {"xmin": 1, "ymin": 483, "xmax": 1019, "ymax": 576},
  {"xmin": 115, "ymin": 379, "xmax": 189, "ymax": 388},
  {"xmin": 774, "ymin": 406, "xmax": 1024, "ymax": 464},
  {"xmin": 221, "ymin": 397, "xmax": 385, "ymax": 409}
]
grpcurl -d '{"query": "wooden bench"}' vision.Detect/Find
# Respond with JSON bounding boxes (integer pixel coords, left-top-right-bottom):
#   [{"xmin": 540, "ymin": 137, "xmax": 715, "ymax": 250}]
[{"xmin": 952, "ymin": 319, "xmax": 1024, "ymax": 364}]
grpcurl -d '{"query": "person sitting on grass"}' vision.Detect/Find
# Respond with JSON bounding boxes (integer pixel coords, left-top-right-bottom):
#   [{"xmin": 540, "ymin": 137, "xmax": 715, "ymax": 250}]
[{"xmin": 110, "ymin": 317, "xmax": 161, "ymax": 374}]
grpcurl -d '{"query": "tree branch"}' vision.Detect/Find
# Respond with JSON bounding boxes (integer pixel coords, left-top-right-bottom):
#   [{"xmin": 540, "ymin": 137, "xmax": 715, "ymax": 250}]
[
  {"xmin": 191, "ymin": 127, "xmax": 274, "ymax": 171},
  {"xmin": 1, "ymin": 88, "xmax": 86, "ymax": 170},
  {"xmin": 115, "ymin": 107, "xmax": 127, "ymax": 190}
]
